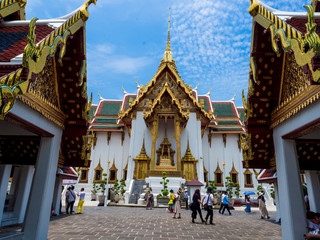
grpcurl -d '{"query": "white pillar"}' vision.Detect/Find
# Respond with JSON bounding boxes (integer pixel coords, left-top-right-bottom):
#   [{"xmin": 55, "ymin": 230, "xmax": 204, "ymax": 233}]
[
  {"xmin": 14, "ymin": 165, "xmax": 34, "ymax": 223},
  {"xmin": 305, "ymin": 170, "xmax": 320, "ymax": 212},
  {"xmin": 52, "ymin": 177, "xmax": 63, "ymax": 215},
  {"xmin": 23, "ymin": 132, "xmax": 62, "ymax": 240},
  {"xmin": 273, "ymin": 137, "xmax": 307, "ymax": 240},
  {"xmin": 0, "ymin": 165, "xmax": 12, "ymax": 226},
  {"xmin": 274, "ymin": 181, "xmax": 281, "ymax": 222}
]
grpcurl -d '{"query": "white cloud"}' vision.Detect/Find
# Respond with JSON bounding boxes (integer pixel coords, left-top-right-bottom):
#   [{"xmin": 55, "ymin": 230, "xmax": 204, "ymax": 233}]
[{"xmin": 87, "ymin": 43, "xmax": 153, "ymax": 75}]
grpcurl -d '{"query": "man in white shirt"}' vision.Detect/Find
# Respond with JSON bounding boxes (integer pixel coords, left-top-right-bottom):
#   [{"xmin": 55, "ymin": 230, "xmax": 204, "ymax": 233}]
[
  {"xmin": 202, "ymin": 188, "xmax": 215, "ymax": 225},
  {"xmin": 219, "ymin": 192, "xmax": 225, "ymax": 214}
]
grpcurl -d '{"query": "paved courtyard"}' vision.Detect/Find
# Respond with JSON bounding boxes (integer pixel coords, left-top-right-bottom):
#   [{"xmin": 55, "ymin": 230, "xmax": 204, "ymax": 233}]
[{"xmin": 48, "ymin": 206, "xmax": 281, "ymax": 240}]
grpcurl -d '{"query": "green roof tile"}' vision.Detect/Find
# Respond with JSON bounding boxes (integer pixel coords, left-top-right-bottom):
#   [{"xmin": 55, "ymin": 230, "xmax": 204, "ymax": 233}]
[
  {"xmin": 212, "ymin": 103, "xmax": 235, "ymax": 117},
  {"xmin": 198, "ymin": 97, "xmax": 209, "ymax": 112},
  {"xmin": 238, "ymin": 109, "xmax": 245, "ymax": 122},
  {"xmin": 89, "ymin": 106, "xmax": 97, "ymax": 120},
  {"xmin": 99, "ymin": 102, "xmax": 122, "ymax": 116},
  {"xmin": 218, "ymin": 120, "xmax": 239, "ymax": 125},
  {"xmin": 125, "ymin": 96, "xmax": 136, "ymax": 110},
  {"xmin": 96, "ymin": 119, "xmax": 117, "ymax": 124}
]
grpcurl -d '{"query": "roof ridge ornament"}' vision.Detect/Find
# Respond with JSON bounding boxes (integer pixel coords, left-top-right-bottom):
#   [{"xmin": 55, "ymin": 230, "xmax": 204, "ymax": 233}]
[{"xmin": 162, "ymin": 7, "xmax": 173, "ymax": 63}]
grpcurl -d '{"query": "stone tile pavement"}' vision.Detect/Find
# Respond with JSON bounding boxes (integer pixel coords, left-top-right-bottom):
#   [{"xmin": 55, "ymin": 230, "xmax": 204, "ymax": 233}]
[{"xmin": 48, "ymin": 206, "xmax": 281, "ymax": 240}]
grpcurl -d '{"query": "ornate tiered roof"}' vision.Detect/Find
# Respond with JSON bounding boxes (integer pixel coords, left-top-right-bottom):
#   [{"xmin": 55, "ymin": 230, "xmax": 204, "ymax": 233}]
[
  {"xmin": 242, "ymin": 0, "xmax": 320, "ymax": 169},
  {"xmin": 0, "ymin": 0, "xmax": 97, "ymax": 167}
]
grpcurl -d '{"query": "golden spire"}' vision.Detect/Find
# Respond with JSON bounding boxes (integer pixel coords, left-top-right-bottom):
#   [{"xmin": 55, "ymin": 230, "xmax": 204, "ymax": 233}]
[{"xmin": 163, "ymin": 7, "xmax": 173, "ymax": 62}]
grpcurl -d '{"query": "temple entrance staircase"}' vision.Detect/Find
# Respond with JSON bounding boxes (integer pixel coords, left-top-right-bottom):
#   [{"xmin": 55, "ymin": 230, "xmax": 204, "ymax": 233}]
[{"xmin": 129, "ymin": 180, "xmax": 146, "ymax": 204}]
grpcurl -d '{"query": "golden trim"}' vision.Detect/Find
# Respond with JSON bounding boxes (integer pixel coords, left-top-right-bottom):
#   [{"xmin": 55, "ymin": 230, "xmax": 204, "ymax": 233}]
[
  {"xmin": 244, "ymin": 168, "xmax": 254, "ymax": 188},
  {"xmin": 214, "ymin": 162, "xmax": 224, "ymax": 187},
  {"xmin": 271, "ymin": 85, "xmax": 320, "ymax": 128},
  {"xmin": 18, "ymin": 92, "xmax": 65, "ymax": 128},
  {"xmin": 0, "ymin": 0, "xmax": 26, "ymax": 20},
  {"xmin": 109, "ymin": 159, "xmax": 118, "ymax": 183},
  {"xmin": 229, "ymin": 162, "xmax": 239, "ymax": 183},
  {"xmin": 79, "ymin": 167, "xmax": 88, "ymax": 183},
  {"xmin": 278, "ymin": 52, "xmax": 287, "ymax": 106},
  {"xmin": 94, "ymin": 159, "xmax": 103, "ymax": 183}
]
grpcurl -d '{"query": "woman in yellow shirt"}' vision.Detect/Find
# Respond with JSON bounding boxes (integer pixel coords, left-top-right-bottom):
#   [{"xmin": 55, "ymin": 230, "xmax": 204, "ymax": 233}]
[{"xmin": 168, "ymin": 189, "xmax": 175, "ymax": 213}]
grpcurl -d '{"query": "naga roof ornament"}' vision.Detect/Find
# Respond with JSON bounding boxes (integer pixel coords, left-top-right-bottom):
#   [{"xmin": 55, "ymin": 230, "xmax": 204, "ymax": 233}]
[{"xmin": 249, "ymin": 0, "xmax": 320, "ymax": 83}]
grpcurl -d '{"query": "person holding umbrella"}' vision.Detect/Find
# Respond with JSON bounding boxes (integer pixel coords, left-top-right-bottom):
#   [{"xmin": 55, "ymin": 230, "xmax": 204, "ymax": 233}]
[{"xmin": 243, "ymin": 191, "xmax": 255, "ymax": 214}]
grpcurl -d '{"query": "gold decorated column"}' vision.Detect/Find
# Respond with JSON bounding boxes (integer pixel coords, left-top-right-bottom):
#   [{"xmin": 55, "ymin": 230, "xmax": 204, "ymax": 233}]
[
  {"xmin": 175, "ymin": 117, "xmax": 181, "ymax": 172},
  {"xmin": 150, "ymin": 117, "xmax": 158, "ymax": 171}
]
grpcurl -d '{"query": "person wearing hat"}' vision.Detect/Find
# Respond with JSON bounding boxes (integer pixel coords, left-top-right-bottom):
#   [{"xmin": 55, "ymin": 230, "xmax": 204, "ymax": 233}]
[
  {"xmin": 258, "ymin": 191, "xmax": 270, "ymax": 219},
  {"xmin": 202, "ymin": 188, "xmax": 214, "ymax": 225}
]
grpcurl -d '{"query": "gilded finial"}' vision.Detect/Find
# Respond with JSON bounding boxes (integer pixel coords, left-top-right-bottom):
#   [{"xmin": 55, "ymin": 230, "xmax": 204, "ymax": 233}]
[
  {"xmin": 195, "ymin": 82, "xmax": 199, "ymax": 90},
  {"xmin": 122, "ymin": 84, "xmax": 127, "ymax": 94},
  {"xmin": 98, "ymin": 91, "xmax": 103, "ymax": 100},
  {"xmin": 206, "ymin": 88, "xmax": 212, "ymax": 96},
  {"xmin": 163, "ymin": 7, "xmax": 173, "ymax": 62},
  {"xmin": 231, "ymin": 91, "xmax": 236, "ymax": 101}
]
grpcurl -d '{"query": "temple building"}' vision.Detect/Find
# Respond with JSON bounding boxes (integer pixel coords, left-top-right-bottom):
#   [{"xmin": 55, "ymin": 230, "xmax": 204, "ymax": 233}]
[
  {"xmin": 80, "ymin": 14, "xmax": 260, "ymax": 203},
  {"xmin": 0, "ymin": 0, "xmax": 95, "ymax": 239},
  {"xmin": 244, "ymin": 0, "xmax": 320, "ymax": 239}
]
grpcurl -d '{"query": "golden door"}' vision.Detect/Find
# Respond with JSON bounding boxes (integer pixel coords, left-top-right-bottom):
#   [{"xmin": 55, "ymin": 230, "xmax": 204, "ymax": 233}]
[
  {"xmin": 183, "ymin": 163, "xmax": 194, "ymax": 181},
  {"xmin": 137, "ymin": 161, "xmax": 148, "ymax": 180}
]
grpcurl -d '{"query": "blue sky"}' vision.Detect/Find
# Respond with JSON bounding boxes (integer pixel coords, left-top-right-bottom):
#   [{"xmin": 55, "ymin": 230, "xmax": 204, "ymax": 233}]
[{"xmin": 26, "ymin": 0, "xmax": 309, "ymax": 106}]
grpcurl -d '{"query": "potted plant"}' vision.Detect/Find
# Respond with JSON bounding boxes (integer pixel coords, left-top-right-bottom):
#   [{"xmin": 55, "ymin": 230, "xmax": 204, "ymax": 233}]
[
  {"xmin": 113, "ymin": 179, "xmax": 120, "ymax": 203},
  {"xmin": 157, "ymin": 172, "xmax": 170, "ymax": 205},
  {"xmin": 91, "ymin": 181, "xmax": 98, "ymax": 201},
  {"xmin": 97, "ymin": 173, "xmax": 108, "ymax": 206},
  {"xmin": 119, "ymin": 179, "xmax": 126, "ymax": 204},
  {"xmin": 270, "ymin": 185, "xmax": 275, "ymax": 205}
]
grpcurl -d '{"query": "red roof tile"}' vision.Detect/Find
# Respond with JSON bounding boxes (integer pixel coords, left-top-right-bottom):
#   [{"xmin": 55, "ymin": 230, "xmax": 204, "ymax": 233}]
[
  {"xmin": 186, "ymin": 178, "xmax": 204, "ymax": 186},
  {"xmin": 0, "ymin": 25, "xmax": 54, "ymax": 62}
]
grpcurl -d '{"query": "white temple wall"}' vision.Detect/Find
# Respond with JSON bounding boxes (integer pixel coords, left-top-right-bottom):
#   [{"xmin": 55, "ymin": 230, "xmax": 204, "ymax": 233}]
[
  {"xmin": 203, "ymin": 132, "xmax": 259, "ymax": 192},
  {"xmin": 181, "ymin": 113, "xmax": 204, "ymax": 182},
  {"xmin": 127, "ymin": 111, "xmax": 151, "ymax": 182},
  {"xmin": 89, "ymin": 130, "xmax": 131, "ymax": 182}
]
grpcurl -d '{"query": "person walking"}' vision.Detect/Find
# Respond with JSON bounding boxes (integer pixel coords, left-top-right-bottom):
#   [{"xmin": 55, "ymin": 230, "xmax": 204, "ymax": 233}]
[
  {"xmin": 77, "ymin": 188, "xmax": 85, "ymax": 214},
  {"xmin": 202, "ymin": 188, "xmax": 214, "ymax": 225},
  {"xmin": 245, "ymin": 194, "xmax": 251, "ymax": 213},
  {"xmin": 258, "ymin": 191, "xmax": 270, "ymax": 219},
  {"xmin": 173, "ymin": 190, "xmax": 181, "ymax": 219},
  {"xmin": 219, "ymin": 191, "xmax": 225, "ymax": 214},
  {"xmin": 191, "ymin": 189, "xmax": 205, "ymax": 223},
  {"xmin": 146, "ymin": 191, "xmax": 153, "ymax": 210},
  {"xmin": 221, "ymin": 191, "xmax": 232, "ymax": 215},
  {"xmin": 168, "ymin": 189, "xmax": 175, "ymax": 213},
  {"xmin": 184, "ymin": 191, "xmax": 189, "ymax": 210}
]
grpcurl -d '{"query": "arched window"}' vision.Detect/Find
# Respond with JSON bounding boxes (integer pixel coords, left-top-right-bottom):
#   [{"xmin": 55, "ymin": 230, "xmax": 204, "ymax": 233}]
[
  {"xmin": 244, "ymin": 169, "xmax": 253, "ymax": 188},
  {"xmin": 229, "ymin": 163, "xmax": 239, "ymax": 184},
  {"xmin": 203, "ymin": 165, "xmax": 208, "ymax": 186},
  {"xmin": 79, "ymin": 167, "xmax": 88, "ymax": 183},
  {"xmin": 109, "ymin": 160, "xmax": 118, "ymax": 183},
  {"xmin": 214, "ymin": 163, "xmax": 223, "ymax": 187},
  {"xmin": 94, "ymin": 160, "xmax": 103, "ymax": 183}
]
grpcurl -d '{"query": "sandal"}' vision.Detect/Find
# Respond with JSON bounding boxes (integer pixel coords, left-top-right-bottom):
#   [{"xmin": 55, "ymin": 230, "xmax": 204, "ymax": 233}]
[
  {"xmin": 177, "ymin": 217, "xmax": 181, "ymax": 219},
  {"xmin": 173, "ymin": 216, "xmax": 176, "ymax": 219}
]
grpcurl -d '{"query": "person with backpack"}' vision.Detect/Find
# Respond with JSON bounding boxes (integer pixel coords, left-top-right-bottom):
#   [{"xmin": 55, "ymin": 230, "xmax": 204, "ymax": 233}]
[
  {"xmin": 221, "ymin": 191, "xmax": 232, "ymax": 215},
  {"xmin": 202, "ymin": 188, "xmax": 214, "ymax": 225},
  {"xmin": 191, "ymin": 189, "xmax": 205, "ymax": 223}
]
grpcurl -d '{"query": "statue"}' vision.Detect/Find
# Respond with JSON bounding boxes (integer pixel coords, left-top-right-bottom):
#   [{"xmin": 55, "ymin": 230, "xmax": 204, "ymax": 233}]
[
  {"xmin": 179, "ymin": 183, "xmax": 186, "ymax": 200},
  {"xmin": 110, "ymin": 188, "xmax": 116, "ymax": 202}
]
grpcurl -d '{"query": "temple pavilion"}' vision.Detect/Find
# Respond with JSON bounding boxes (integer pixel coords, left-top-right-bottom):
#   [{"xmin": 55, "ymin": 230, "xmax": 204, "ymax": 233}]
[
  {"xmin": 0, "ymin": 0, "xmax": 95, "ymax": 239},
  {"xmin": 79, "ymin": 13, "xmax": 260, "ymax": 203},
  {"xmin": 244, "ymin": 0, "xmax": 320, "ymax": 239}
]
